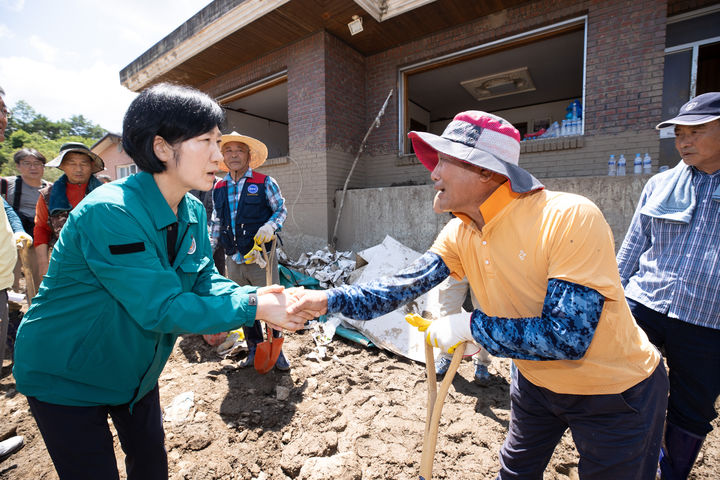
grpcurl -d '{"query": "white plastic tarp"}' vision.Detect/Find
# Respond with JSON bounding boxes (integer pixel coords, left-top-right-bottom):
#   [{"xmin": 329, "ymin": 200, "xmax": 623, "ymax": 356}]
[{"xmin": 338, "ymin": 235, "xmax": 440, "ymax": 363}]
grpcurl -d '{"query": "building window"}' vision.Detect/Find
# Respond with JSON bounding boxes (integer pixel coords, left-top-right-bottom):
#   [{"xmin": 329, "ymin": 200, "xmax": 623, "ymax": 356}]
[
  {"xmin": 399, "ymin": 17, "xmax": 587, "ymax": 154},
  {"xmin": 117, "ymin": 164, "xmax": 137, "ymax": 178},
  {"xmin": 216, "ymin": 72, "xmax": 289, "ymax": 160},
  {"xmin": 659, "ymin": 6, "xmax": 720, "ymax": 165}
]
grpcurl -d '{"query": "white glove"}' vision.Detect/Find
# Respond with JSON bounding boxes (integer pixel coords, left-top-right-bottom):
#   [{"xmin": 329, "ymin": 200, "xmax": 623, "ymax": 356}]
[
  {"xmin": 13, "ymin": 232, "xmax": 32, "ymax": 249},
  {"xmin": 254, "ymin": 223, "xmax": 275, "ymax": 244},
  {"xmin": 408, "ymin": 312, "xmax": 477, "ymax": 354}
]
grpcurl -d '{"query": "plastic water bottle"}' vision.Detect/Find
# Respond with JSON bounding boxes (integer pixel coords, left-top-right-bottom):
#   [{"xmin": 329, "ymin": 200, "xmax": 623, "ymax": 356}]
[
  {"xmin": 643, "ymin": 153, "xmax": 652, "ymax": 174},
  {"xmin": 633, "ymin": 153, "xmax": 642, "ymax": 174},
  {"xmin": 608, "ymin": 154, "xmax": 616, "ymax": 176},
  {"xmin": 617, "ymin": 155, "xmax": 626, "ymax": 176}
]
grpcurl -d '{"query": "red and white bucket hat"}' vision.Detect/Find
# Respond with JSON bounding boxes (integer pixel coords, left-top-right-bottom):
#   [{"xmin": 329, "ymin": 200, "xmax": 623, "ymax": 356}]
[{"xmin": 408, "ymin": 111, "xmax": 543, "ymax": 194}]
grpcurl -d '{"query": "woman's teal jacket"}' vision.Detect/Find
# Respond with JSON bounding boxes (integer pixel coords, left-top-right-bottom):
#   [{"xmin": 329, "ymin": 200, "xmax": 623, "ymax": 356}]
[{"xmin": 14, "ymin": 172, "xmax": 258, "ymax": 409}]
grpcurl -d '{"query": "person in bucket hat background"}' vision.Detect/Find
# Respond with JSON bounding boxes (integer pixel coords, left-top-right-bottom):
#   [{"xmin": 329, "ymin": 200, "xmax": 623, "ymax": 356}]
[
  {"xmin": 289, "ymin": 110, "xmax": 668, "ymax": 478},
  {"xmin": 34, "ymin": 142, "xmax": 105, "ymax": 277},
  {"xmin": 209, "ymin": 131, "xmax": 291, "ymax": 370},
  {"xmin": 617, "ymin": 91, "xmax": 720, "ymax": 479}
]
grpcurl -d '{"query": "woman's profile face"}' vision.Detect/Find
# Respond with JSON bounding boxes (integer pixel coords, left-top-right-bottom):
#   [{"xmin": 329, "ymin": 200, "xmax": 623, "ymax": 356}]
[{"xmin": 165, "ymin": 126, "xmax": 224, "ymax": 193}]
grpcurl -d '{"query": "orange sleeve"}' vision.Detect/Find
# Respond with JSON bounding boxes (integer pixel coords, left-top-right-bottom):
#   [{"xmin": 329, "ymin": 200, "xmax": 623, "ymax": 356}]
[{"xmin": 33, "ymin": 195, "xmax": 51, "ymax": 246}]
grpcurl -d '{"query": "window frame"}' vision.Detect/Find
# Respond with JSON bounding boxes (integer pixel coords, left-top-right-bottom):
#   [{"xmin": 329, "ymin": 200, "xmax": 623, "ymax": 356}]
[
  {"xmin": 116, "ymin": 163, "xmax": 137, "ymax": 179},
  {"xmin": 397, "ymin": 16, "xmax": 588, "ymax": 155}
]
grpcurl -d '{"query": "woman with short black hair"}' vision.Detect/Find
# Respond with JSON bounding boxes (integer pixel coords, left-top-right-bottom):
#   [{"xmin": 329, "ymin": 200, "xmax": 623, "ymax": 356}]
[{"xmin": 13, "ymin": 83, "xmax": 307, "ymax": 480}]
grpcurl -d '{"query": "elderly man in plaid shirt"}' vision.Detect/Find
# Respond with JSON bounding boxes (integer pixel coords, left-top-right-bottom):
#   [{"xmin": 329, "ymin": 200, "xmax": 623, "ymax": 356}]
[
  {"xmin": 617, "ymin": 92, "xmax": 720, "ymax": 480},
  {"xmin": 209, "ymin": 132, "xmax": 289, "ymax": 371}
]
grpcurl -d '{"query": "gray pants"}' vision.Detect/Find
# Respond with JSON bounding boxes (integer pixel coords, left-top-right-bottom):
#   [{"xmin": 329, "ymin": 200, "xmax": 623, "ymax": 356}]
[
  {"xmin": 225, "ymin": 251, "xmax": 279, "ymax": 288},
  {"xmin": 225, "ymin": 252, "xmax": 280, "ymax": 346}
]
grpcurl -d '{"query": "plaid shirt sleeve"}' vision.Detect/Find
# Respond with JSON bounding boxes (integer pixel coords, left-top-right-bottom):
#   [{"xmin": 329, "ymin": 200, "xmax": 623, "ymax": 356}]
[
  {"xmin": 209, "ymin": 206, "xmax": 221, "ymax": 249},
  {"xmin": 265, "ymin": 176, "xmax": 287, "ymax": 232},
  {"xmin": 616, "ymin": 186, "xmax": 652, "ymax": 287}
]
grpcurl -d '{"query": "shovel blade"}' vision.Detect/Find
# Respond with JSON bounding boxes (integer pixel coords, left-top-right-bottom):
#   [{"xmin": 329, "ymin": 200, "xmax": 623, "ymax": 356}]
[
  {"xmin": 253, "ymin": 332, "xmax": 285, "ymax": 374},
  {"xmin": 254, "ymin": 341, "xmax": 274, "ymax": 374}
]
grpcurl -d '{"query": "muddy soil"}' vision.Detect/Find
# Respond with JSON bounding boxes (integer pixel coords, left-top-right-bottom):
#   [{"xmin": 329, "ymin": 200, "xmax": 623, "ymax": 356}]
[{"xmin": 2, "ymin": 327, "xmax": 719, "ymax": 480}]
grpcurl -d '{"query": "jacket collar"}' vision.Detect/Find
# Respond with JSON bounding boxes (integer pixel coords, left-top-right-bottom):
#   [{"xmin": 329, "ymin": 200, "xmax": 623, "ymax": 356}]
[{"xmin": 133, "ymin": 172, "xmax": 198, "ymax": 231}]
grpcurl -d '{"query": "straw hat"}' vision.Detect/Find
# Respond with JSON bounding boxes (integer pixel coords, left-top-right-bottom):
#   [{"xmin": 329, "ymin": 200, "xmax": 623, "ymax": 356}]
[{"xmin": 219, "ymin": 132, "xmax": 268, "ymax": 170}]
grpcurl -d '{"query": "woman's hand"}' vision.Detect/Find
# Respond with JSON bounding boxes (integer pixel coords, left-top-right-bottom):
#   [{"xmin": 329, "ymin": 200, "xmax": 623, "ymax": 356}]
[{"xmin": 255, "ymin": 287, "xmax": 312, "ymax": 332}]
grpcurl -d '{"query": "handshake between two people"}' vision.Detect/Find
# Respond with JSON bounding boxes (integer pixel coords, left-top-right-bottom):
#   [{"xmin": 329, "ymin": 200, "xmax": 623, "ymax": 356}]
[
  {"xmin": 253, "ymin": 286, "xmax": 330, "ymax": 333},
  {"xmin": 253, "ymin": 286, "xmax": 481, "ymax": 357}
]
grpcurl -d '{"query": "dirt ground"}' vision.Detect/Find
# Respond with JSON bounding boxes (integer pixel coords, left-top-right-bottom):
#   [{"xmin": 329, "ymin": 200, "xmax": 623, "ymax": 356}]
[{"xmin": 1, "ymin": 321, "xmax": 719, "ymax": 480}]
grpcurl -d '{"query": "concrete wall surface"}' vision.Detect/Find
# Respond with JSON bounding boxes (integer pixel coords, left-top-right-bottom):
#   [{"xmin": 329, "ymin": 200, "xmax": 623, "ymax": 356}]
[{"xmin": 332, "ymin": 175, "xmax": 650, "ymax": 256}]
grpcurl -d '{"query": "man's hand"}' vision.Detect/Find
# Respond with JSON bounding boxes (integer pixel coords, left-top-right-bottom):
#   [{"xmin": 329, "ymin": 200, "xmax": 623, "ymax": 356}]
[
  {"xmin": 255, "ymin": 289, "xmax": 309, "ymax": 332},
  {"xmin": 286, "ymin": 289, "xmax": 329, "ymax": 320},
  {"xmin": 406, "ymin": 312, "xmax": 479, "ymax": 355},
  {"xmin": 13, "ymin": 232, "xmax": 32, "ymax": 249},
  {"xmin": 254, "ymin": 223, "xmax": 275, "ymax": 244},
  {"xmin": 243, "ymin": 243, "xmax": 267, "ymax": 268}
]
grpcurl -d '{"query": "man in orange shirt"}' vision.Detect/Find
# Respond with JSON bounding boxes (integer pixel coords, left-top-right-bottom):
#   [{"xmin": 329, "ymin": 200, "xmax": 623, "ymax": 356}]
[
  {"xmin": 289, "ymin": 111, "xmax": 669, "ymax": 479},
  {"xmin": 34, "ymin": 143, "xmax": 104, "ymax": 277}
]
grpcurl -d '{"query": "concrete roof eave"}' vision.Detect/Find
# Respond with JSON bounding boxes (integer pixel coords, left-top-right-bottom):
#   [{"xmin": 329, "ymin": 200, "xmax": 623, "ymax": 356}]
[
  {"xmin": 120, "ymin": 0, "xmax": 440, "ymax": 92},
  {"xmin": 120, "ymin": 0, "xmax": 290, "ymax": 92},
  {"xmin": 354, "ymin": 0, "xmax": 437, "ymax": 22}
]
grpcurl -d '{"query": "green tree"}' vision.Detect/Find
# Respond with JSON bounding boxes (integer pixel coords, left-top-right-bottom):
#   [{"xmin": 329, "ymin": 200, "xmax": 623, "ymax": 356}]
[
  {"xmin": 1, "ymin": 100, "xmax": 106, "ymax": 179},
  {"xmin": 5, "ymin": 99, "xmax": 106, "ymax": 141}
]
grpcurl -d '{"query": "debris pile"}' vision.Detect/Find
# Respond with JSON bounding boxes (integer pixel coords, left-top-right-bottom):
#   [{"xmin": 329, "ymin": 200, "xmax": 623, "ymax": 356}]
[{"xmin": 278, "ymin": 247, "xmax": 355, "ymax": 288}]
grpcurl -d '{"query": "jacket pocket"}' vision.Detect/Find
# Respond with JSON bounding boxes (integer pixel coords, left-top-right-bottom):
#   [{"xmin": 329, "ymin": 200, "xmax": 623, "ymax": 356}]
[{"xmin": 177, "ymin": 255, "xmax": 211, "ymax": 290}]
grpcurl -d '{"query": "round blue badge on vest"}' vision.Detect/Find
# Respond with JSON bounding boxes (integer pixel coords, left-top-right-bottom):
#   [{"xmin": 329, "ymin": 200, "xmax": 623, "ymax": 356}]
[{"xmin": 248, "ymin": 184, "xmax": 259, "ymax": 194}]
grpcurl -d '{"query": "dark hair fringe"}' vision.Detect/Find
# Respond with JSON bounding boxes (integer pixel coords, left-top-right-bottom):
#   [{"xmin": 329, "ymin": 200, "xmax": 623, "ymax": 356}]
[
  {"xmin": 122, "ymin": 83, "xmax": 225, "ymax": 173},
  {"xmin": 14, "ymin": 148, "xmax": 47, "ymax": 164}
]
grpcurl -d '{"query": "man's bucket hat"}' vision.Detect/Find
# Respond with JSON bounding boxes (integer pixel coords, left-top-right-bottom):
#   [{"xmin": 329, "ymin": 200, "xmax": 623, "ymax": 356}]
[
  {"xmin": 219, "ymin": 132, "xmax": 268, "ymax": 170},
  {"xmin": 47, "ymin": 142, "xmax": 105, "ymax": 174},
  {"xmin": 656, "ymin": 92, "xmax": 720, "ymax": 129},
  {"xmin": 408, "ymin": 111, "xmax": 543, "ymax": 194}
]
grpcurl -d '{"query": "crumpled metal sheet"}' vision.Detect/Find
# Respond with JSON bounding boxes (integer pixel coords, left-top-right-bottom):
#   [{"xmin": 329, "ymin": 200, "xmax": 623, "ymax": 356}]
[
  {"xmin": 338, "ymin": 235, "xmax": 433, "ymax": 363},
  {"xmin": 279, "ymin": 248, "xmax": 356, "ymax": 288}
]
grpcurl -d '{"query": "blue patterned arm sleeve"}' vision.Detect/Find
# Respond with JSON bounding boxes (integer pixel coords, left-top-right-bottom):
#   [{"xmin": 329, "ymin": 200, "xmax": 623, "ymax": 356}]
[
  {"xmin": 326, "ymin": 251, "xmax": 450, "ymax": 320},
  {"xmin": 470, "ymin": 278, "xmax": 604, "ymax": 361}
]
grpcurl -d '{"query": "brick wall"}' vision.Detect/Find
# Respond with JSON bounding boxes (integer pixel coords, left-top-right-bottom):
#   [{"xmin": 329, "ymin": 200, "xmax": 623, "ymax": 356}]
[{"xmin": 585, "ymin": 0, "xmax": 667, "ymax": 134}]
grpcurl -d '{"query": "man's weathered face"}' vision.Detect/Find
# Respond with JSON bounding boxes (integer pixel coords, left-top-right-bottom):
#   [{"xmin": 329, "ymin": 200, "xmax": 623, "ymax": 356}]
[
  {"xmin": 60, "ymin": 152, "xmax": 94, "ymax": 184},
  {"xmin": 222, "ymin": 141, "xmax": 250, "ymax": 174},
  {"xmin": 0, "ymin": 95, "xmax": 8, "ymax": 143},
  {"xmin": 675, "ymin": 120, "xmax": 720, "ymax": 174},
  {"xmin": 430, "ymin": 153, "xmax": 496, "ymax": 216}
]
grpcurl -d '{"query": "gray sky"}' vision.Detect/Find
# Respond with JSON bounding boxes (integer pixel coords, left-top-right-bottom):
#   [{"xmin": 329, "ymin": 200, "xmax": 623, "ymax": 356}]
[{"xmin": 0, "ymin": 0, "xmax": 211, "ymax": 132}]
